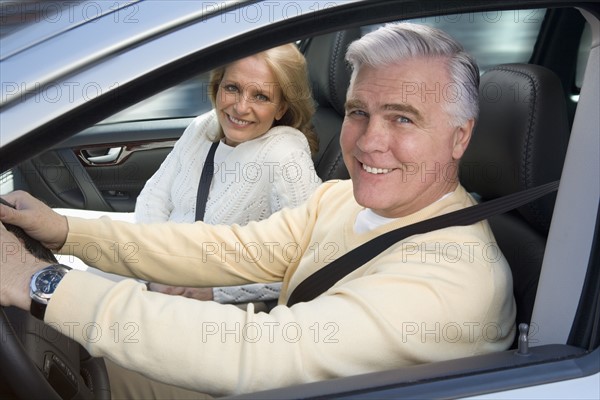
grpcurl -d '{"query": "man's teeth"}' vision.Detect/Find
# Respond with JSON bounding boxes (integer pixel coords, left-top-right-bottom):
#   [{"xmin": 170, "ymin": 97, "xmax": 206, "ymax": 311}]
[
  {"xmin": 229, "ymin": 115, "xmax": 251, "ymax": 125},
  {"xmin": 363, "ymin": 164, "xmax": 392, "ymax": 174}
]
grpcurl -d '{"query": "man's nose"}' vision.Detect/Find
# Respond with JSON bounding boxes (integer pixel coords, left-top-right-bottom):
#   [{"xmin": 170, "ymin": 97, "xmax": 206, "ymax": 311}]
[{"xmin": 357, "ymin": 119, "xmax": 388, "ymax": 152}]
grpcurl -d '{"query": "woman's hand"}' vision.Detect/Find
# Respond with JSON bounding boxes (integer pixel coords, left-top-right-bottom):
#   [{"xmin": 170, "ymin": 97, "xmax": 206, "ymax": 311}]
[{"xmin": 0, "ymin": 191, "xmax": 69, "ymax": 251}]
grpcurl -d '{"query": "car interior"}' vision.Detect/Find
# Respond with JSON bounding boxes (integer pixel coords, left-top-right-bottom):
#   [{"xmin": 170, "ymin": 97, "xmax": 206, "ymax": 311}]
[{"xmin": 0, "ymin": 2, "xmax": 598, "ymax": 399}]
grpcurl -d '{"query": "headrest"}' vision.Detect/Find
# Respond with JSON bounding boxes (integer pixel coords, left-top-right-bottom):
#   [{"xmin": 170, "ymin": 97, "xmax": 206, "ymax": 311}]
[
  {"xmin": 305, "ymin": 28, "xmax": 362, "ymax": 116},
  {"xmin": 460, "ymin": 64, "xmax": 570, "ymax": 234}
]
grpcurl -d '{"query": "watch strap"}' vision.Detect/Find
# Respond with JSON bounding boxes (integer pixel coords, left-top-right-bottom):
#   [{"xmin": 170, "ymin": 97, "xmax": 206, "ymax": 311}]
[{"xmin": 30, "ymin": 299, "xmax": 47, "ymax": 320}]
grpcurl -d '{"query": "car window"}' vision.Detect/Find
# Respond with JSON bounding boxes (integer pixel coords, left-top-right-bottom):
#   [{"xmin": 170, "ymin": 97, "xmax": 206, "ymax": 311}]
[
  {"xmin": 100, "ymin": 9, "xmax": 546, "ymax": 124},
  {"xmin": 99, "ymin": 72, "xmax": 212, "ymax": 124},
  {"xmin": 100, "ymin": 9, "xmax": 546, "ymax": 126},
  {"xmin": 387, "ymin": 9, "xmax": 545, "ymax": 73}
]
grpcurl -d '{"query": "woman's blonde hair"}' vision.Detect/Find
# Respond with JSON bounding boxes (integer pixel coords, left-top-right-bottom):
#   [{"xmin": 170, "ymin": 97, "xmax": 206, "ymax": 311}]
[{"xmin": 208, "ymin": 43, "xmax": 318, "ymax": 155}]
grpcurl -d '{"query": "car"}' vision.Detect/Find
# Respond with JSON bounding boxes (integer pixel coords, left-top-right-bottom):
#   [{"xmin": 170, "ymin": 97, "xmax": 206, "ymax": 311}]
[{"xmin": 0, "ymin": 0, "xmax": 598, "ymax": 399}]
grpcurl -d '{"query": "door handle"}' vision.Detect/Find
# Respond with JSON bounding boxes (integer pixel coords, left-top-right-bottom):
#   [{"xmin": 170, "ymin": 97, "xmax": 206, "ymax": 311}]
[{"xmin": 81, "ymin": 147, "xmax": 123, "ymax": 165}]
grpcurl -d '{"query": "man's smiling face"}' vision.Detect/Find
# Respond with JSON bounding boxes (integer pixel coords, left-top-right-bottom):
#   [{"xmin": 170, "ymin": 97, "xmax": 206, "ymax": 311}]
[{"xmin": 340, "ymin": 57, "xmax": 474, "ymax": 218}]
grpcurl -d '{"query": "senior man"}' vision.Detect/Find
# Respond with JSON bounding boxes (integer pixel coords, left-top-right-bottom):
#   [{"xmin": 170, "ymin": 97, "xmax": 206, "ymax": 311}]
[{"xmin": 0, "ymin": 23, "xmax": 514, "ymax": 398}]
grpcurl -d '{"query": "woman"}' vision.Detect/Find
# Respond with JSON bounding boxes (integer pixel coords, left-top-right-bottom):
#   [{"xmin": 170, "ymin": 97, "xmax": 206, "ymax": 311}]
[{"xmin": 136, "ymin": 43, "xmax": 322, "ymax": 305}]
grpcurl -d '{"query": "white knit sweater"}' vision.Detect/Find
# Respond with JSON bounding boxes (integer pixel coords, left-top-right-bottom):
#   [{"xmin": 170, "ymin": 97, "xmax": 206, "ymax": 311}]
[{"xmin": 135, "ymin": 110, "xmax": 322, "ymax": 302}]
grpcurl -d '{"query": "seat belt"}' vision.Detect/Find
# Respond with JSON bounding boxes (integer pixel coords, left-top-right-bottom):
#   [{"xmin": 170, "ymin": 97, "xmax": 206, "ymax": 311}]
[
  {"xmin": 195, "ymin": 141, "xmax": 219, "ymax": 221},
  {"xmin": 287, "ymin": 180, "xmax": 559, "ymax": 306}
]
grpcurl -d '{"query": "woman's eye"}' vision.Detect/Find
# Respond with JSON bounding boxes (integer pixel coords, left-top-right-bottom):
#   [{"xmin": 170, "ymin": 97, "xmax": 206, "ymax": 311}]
[
  {"xmin": 255, "ymin": 93, "xmax": 269, "ymax": 102},
  {"xmin": 223, "ymin": 84, "xmax": 239, "ymax": 92}
]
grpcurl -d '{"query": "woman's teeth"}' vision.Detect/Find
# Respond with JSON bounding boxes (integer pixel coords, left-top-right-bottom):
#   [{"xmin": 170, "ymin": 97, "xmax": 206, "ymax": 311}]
[{"xmin": 229, "ymin": 115, "xmax": 251, "ymax": 125}]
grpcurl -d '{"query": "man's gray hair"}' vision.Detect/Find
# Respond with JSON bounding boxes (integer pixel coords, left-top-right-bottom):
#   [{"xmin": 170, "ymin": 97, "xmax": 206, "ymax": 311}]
[{"xmin": 345, "ymin": 22, "xmax": 479, "ymax": 127}]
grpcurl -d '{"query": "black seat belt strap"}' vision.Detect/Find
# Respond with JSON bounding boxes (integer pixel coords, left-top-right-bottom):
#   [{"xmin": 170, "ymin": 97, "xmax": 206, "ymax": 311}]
[
  {"xmin": 195, "ymin": 141, "xmax": 219, "ymax": 221},
  {"xmin": 287, "ymin": 180, "xmax": 559, "ymax": 306}
]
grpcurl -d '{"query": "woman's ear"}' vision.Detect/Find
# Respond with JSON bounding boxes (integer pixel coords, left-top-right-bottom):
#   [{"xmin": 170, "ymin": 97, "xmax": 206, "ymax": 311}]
[{"xmin": 275, "ymin": 102, "xmax": 288, "ymax": 121}]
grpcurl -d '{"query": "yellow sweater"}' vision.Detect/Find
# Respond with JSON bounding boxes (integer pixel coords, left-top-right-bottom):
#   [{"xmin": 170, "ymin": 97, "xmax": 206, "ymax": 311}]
[{"xmin": 49, "ymin": 179, "xmax": 515, "ymax": 396}]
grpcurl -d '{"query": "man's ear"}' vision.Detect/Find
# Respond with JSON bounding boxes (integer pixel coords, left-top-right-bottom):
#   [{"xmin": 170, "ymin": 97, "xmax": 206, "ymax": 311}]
[{"xmin": 452, "ymin": 118, "xmax": 475, "ymax": 160}]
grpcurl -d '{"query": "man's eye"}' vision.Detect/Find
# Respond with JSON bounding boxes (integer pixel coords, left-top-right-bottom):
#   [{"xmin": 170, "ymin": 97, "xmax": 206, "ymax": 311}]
[
  {"xmin": 397, "ymin": 116, "xmax": 412, "ymax": 124},
  {"xmin": 347, "ymin": 109, "xmax": 368, "ymax": 117}
]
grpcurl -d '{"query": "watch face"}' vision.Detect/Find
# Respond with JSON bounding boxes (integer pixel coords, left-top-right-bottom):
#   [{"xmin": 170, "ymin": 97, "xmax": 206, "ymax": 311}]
[
  {"xmin": 36, "ymin": 269, "xmax": 64, "ymax": 294},
  {"xmin": 30, "ymin": 265, "xmax": 69, "ymax": 303}
]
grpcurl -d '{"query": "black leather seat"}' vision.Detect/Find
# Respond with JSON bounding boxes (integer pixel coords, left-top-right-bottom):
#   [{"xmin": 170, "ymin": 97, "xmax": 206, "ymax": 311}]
[
  {"xmin": 304, "ymin": 28, "xmax": 361, "ymax": 181},
  {"xmin": 459, "ymin": 64, "xmax": 570, "ymax": 342}
]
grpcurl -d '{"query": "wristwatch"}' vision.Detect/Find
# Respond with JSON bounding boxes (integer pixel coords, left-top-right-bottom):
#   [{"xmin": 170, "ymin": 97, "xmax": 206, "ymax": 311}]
[{"xmin": 29, "ymin": 264, "xmax": 71, "ymax": 320}]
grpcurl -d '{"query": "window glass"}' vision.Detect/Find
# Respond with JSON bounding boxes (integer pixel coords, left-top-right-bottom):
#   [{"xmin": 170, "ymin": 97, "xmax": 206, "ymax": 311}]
[
  {"xmin": 364, "ymin": 9, "xmax": 546, "ymax": 73},
  {"xmin": 101, "ymin": 9, "xmax": 546, "ymax": 125},
  {"xmin": 98, "ymin": 73, "xmax": 212, "ymax": 125}
]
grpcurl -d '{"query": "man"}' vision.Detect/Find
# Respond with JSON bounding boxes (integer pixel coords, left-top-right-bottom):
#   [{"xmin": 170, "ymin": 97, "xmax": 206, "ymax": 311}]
[{"xmin": 0, "ymin": 23, "xmax": 515, "ymax": 397}]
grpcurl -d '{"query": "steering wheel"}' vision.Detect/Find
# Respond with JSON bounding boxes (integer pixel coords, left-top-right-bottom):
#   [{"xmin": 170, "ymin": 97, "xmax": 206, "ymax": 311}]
[{"xmin": 0, "ymin": 306, "xmax": 111, "ymax": 399}]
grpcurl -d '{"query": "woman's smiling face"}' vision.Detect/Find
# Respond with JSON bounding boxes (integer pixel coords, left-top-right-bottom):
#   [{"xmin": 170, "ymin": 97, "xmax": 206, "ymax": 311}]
[{"xmin": 215, "ymin": 55, "xmax": 288, "ymax": 147}]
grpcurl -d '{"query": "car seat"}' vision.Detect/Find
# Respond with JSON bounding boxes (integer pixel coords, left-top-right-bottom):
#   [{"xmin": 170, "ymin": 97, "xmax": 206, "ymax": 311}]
[
  {"xmin": 304, "ymin": 28, "xmax": 362, "ymax": 181},
  {"xmin": 459, "ymin": 64, "xmax": 570, "ymax": 345}
]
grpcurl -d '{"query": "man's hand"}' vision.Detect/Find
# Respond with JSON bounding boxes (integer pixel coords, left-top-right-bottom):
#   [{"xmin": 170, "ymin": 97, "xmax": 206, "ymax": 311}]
[
  {"xmin": 148, "ymin": 283, "xmax": 214, "ymax": 301},
  {"xmin": 0, "ymin": 223, "xmax": 50, "ymax": 310},
  {"xmin": 0, "ymin": 191, "xmax": 68, "ymax": 251}
]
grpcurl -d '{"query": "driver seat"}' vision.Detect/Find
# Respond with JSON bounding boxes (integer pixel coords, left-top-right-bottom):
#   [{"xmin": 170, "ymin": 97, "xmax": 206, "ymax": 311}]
[{"xmin": 459, "ymin": 63, "xmax": 570, "ymax": 345}]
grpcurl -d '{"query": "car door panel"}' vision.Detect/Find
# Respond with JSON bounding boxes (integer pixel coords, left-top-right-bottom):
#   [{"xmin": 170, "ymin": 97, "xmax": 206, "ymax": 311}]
[{"xmin": 14, "ymin": 118, "xmax": 192, "ymax": 211}]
